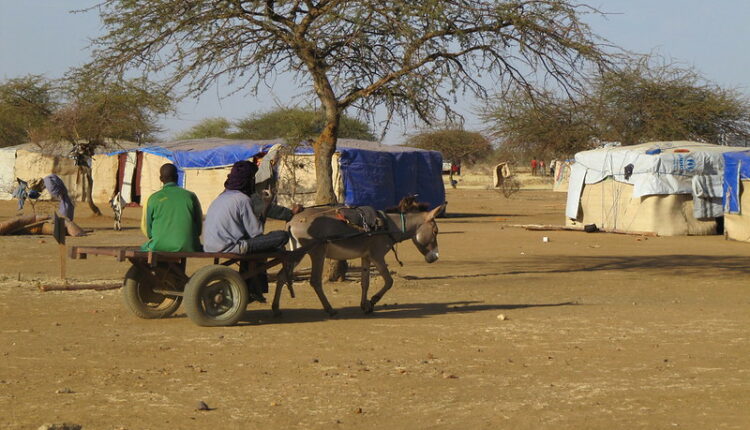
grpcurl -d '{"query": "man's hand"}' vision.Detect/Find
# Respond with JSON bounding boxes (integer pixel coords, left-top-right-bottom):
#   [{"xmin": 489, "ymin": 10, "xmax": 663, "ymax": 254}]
[{"xmin": 291, "ymin": 203, "xmax": 304, "ymax": 215}]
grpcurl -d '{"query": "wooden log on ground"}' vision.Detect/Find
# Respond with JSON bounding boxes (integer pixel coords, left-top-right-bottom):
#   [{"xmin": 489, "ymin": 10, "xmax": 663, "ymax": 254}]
[
  {"xmin": 13, "ymin": 219, "xmax": 86, "ymax": 237},
  {"xmin": 507, "ymin": 224, "xmax": 658, "ymax": 237},
  {"xmin": 0, "ymin": 215, "xmax": 50, "ymax": 235},
  {"xmin": 38, "ymin": 283, "xmax": 121, "ymax": 292},
  {"xmin": 507, "ymin": 224, "xmax": 583, "ymax": 232}
]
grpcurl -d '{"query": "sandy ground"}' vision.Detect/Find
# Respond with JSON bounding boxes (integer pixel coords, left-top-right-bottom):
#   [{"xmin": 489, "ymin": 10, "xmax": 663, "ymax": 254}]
[{"xmin": 0, "ymin": 188, "xmax": 749, "ymax": 429}]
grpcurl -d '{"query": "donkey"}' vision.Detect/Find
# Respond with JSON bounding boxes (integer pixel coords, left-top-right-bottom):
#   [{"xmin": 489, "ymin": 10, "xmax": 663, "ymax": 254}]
[{"xmin": 272, "ymin": 199, "xmax": 445, "ymax": 317}]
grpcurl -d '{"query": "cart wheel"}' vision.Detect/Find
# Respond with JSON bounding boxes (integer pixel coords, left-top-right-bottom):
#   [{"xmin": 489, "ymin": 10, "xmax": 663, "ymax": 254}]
[
  {"xmin": 122, "ymin": 265, "xmax": 182, "ymax": 319},
  {"xmin": 183, "ymin": 265, "xmax": 249, "ymax": 327}
]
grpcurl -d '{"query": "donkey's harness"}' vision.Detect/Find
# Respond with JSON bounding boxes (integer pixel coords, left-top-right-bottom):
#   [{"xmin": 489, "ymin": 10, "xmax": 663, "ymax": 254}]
[{"xmin": 326, "ymin": 206, "xmax": 408, "ymax": 266}]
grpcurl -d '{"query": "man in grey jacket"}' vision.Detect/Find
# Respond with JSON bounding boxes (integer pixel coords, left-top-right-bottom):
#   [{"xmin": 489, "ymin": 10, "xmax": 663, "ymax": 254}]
[{"xmin": 203, "ymin": 161, "xmax": 290, "ymax": 254}]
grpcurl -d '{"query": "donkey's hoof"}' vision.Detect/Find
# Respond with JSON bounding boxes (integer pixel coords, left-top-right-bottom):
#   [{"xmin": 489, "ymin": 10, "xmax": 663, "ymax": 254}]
[
  {"xmin": 326, "ymin": 309, "xmax": 338, "ymax": 317},
  {"xmin": 272, "ymin": 309, "xmax": 283, "ymax": 318},
  {"xmin": 361, "ymin": 302, "xmax": 374, "ymax": 314}
]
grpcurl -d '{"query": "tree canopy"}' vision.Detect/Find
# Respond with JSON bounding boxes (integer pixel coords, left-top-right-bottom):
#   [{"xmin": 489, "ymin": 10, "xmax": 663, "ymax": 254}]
[
  {"xmin": 48, "ymin": 75, "xmax": 174, "ymax": 148},
  {"xmin": 0, "ymin": 75, "xmax": 56, "ymax": 148},
  {"xmin": 484, "ymin": 58, "xmax": 750, "ymax": 155},
  {"xmin": 175, "ymin": 117, "xmax": 233, "ymax": 140},
  {"xmin": 406, "ymin": 129, "xmax": 492, "ymax": 165},
  {"xmin": 483, "ymin": 88, "xmax": 597, "ymax": 157},
  {"xmin": 234, "ymin": 108, "xmax": 375, "ymax": 141},
  {"xmin": 86, "ymin": 0, "xmax": 612, "ymax": 203},
  {"xmin": 592, "ymin": 60, "xmax": 750, "ymax": 145}
]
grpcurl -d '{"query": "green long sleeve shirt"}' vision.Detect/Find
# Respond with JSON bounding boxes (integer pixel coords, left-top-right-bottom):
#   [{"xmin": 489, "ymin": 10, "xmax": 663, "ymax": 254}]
[{"xmin": 141, "ymin": 183, "xmax": 203, "ymax": 252}]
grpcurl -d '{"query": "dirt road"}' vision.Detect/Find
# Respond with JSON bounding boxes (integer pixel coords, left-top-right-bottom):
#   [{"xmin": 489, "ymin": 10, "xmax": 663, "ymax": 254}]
[{"xmin": 1, "ymin": 189, "xmax": 748, "ymax": 429}]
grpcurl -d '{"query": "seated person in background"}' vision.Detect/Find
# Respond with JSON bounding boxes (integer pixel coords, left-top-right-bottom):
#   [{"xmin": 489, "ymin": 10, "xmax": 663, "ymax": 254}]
[
  {"xmin": 203, "ymin": 160, "xmax": 289, "ymax": 254},
  {"xmin": 42, "ymin": 174, "xmax": 75, "ymax": 221},
  {"xmin": 141, "ymin": 163, "xmax": 203, "ymax": 252}
]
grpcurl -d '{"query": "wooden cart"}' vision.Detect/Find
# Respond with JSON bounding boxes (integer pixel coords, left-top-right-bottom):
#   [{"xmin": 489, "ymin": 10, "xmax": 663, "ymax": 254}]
[{"xmin": 68, "ymin": 245, "xmax": 308, "ymax": 327}]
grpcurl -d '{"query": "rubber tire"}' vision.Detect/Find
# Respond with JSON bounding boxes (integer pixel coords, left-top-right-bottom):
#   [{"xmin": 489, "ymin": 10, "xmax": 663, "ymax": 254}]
[
  {"xmin": 183, "ymin": 265, "xmax": 249, "ymax": 327},
  {"xmin": 122, "ymin": 265, "xmax": 182, "ymax": 319}
]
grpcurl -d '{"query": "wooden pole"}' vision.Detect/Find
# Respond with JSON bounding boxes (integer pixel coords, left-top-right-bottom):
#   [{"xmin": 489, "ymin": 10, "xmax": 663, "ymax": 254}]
[{"xmin": 59, "ymin": 244, "xmax": 67, "ymax": 284}]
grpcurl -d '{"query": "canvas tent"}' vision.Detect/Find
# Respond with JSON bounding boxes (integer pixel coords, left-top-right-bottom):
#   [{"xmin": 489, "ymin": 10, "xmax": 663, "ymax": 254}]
[
  {"xmin": 721, "ymin": 151, "xmax": 750, "ymax": 242},
  {"xmin": 93, "ymin": 138, "xmax": 278, "ymax": 208},
  {"xmin": 96, "ymin": 138, "xmax": 445, "ymax": 214},
  {"xmin": 565, "ymin": 141, "xmax": 746, "ymax": 236},
  {"xmin": 0, "ymin": 141, "xmax": 137, "ymax": 203}
]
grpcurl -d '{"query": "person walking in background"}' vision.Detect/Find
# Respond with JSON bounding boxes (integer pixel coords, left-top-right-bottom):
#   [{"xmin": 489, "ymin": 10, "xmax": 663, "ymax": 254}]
[
  {"xmin": 530, "ymin": 158, "xmax": 538, "ymax": 176},
  {"xmin": 539, "ymin": 160, "xmax": 546, "ymax": 176},
  {"xmin": 141, "ymin": 163, "xmax": 203, "ymax": 252}
]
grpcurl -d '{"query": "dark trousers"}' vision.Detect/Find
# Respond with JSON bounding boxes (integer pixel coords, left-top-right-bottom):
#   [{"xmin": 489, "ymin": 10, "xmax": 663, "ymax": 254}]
[
  {"xmin": 247, "ymin": 230, "xmax": 289, "ymax": 253},
  {"xmin": 241, "ymin": 230, "xmax": 289, "ymax": 295}
]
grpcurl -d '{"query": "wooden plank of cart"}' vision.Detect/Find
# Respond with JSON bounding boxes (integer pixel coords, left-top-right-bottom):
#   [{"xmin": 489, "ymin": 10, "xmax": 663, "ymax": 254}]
[{"xmin": 68, "ymin": 245, "xmax": 310, "ymax": 327}]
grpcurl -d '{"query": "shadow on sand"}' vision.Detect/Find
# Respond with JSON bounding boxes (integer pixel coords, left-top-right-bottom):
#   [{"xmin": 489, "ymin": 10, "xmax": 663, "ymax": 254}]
[
  {"xmin": 501, "ymin": 254, "xmax": 750, "ymax": 276},
  {"xmin": 236, "ymin": 300, "xmax": 576, "ymax": 326}
]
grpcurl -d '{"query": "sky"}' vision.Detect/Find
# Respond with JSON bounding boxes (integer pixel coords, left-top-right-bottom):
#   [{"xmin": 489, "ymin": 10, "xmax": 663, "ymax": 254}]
[{"xmin": 1, "ymin": 0, "xmax": 749, "ymax": 144}]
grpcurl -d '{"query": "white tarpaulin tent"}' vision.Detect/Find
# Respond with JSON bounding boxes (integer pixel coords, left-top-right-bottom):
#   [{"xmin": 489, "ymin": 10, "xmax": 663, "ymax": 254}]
[{"xmin": 565, "ymin": 141, "xmax": 747, "ymax": 235}]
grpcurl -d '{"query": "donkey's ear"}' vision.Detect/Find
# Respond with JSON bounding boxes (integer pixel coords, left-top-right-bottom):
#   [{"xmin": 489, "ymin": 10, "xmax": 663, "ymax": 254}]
[{"xmin": 425, "ymin": 204, "xmax": 446, "ymax": 221}]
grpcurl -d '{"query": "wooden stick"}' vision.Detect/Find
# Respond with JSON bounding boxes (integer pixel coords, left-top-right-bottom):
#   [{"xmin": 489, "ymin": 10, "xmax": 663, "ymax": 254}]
[
  {"xmin": 507, "ymin": 224, "xmax": 658, "ymax": 237},
  {"xmin": 59, "ymin": 244, "xmax": 67, "ymax": 282},
  {"xmin": 507, "ymin": 224, "xmax": 583, "ymax": 232},
  {"xmin": 38, "ymin": 283, "xmax": 121, "ymax": 292}
]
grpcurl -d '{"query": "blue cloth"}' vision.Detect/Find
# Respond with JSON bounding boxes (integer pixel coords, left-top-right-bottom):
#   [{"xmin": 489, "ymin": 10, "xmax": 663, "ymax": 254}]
[
  {"xmin": 172, "ymin": 144, "xmax": 264, "ymax": 168},
  {"xmin": 43, "ymin": 174, "xmax": 75, "ymax": 220},
  {"xmin": 337, "ymin": 148, "xmax": 445, "ymax": 210},
  {"xmin": 722, "ymin": 151, "xmax": 750, "ymax": 213},
  {"xmin": 203, "ymin": 190, "xmax": 263, "ymax": 254}
]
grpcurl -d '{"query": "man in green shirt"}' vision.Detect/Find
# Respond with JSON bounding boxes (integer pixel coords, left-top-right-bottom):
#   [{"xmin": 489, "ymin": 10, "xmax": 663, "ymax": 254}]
[{"xmin": 141, "ymin": 163, "xmax": 203, "ymax": 252}]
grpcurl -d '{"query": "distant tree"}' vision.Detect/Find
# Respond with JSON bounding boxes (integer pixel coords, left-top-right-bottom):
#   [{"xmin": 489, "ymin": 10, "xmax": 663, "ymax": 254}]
[
  {"xmin": 85, "ymin": 0, "xmax": 611, "ymax": 204},
  {"xmin": 484, "ymin": 58, "xmax": 750, "ymax": 153},
  {"xmin": 234, "ymin": 108, "xmax": 375, "ymax": 141},
  {"xmin": 406, "ymin": 129, "xmax": 492, "ymax": 165},
  {"xmin": 0, "ymin": 75, "xmax": 56, "ymax": 147},
  {"xmin": 483, "ymin": 88, "xmax": 597, "ymax": 156},
  {"xmin": 592, "ymin": 59, "xmax": 750, "ymax": 145},
  {"xmin": 175, "ymin": 117, "xmax": 233, "ymax": 140},
  {"xmin": 46, "ymin": 75, "xmax": 174, "ymax": 214}
]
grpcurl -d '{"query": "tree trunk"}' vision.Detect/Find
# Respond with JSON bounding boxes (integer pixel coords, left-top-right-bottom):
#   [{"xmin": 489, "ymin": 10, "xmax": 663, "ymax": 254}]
[
  {"xmin": 312, "ymin": 109, "xmax": 340, "ymax": 205},
  {"xmin": 80, "ymin": 166, "xmax": 102, "ymax": 216},
  {"xmin": 311, "ymin": 90, "xmax": 344, "ymax": 278}
]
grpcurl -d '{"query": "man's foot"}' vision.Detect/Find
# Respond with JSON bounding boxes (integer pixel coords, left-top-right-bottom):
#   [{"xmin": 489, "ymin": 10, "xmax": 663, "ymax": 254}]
[{"xmin": 248, "ymin": 290, "xmax": 267, "ymax": 303}]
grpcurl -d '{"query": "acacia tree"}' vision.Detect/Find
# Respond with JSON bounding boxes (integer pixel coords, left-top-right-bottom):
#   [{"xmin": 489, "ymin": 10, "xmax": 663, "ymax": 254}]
[
  {"xmin": 485, "ymin": 58, "xmax": 750, "ymax": 154},
  {"xmin": 234, "ymin": 108, "xmax": 374, "ymax": 140},
  {"xmin": 47, "ymin": 75, "xmax": 174, "ymax": 214},
  {"xmin": 175, "ymin": 117, "xmax": 234, "ymax": 140},
  {"xmin": 592, "ymin": 59, "xmax": 750, "ymax": 145},
  {"xmin": 86, "ymin": 0, "xmax": 611, "ymax": 204},
  {"xmin": 0, "ymin": 75, "xmax": 56, "ymax": 148},
  {"xmin": 483, "ymin": 88, "xmax": 597, "ymax": 156},
  {"xmin": 406, "ymin": 128, "xmax": 492, "ymax": 165}
]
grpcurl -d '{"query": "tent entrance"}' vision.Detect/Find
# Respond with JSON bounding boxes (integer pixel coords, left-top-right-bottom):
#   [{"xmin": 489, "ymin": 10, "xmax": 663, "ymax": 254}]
[{"xmin": 117, "ymin": 151, "xmax": 143, "ymax": 206}]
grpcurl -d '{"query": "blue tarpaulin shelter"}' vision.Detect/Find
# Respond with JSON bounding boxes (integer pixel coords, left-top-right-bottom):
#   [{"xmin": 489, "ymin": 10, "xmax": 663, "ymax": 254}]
[
  {"xmin": 722, "ymin": 150, "xmax": 750, "ymax": 213},
  {"xmin": 97, "ymin": 138, "xmax": 445, "ymax": 213}
]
